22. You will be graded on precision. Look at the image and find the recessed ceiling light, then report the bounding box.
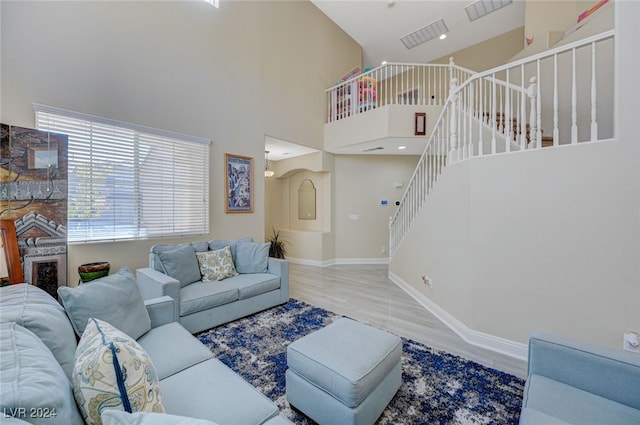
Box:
[398,146,407,150]
[439,34,447,40]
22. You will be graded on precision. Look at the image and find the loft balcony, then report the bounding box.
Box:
[323,62,472,155]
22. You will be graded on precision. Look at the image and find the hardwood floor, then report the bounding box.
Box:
[289,263,528,379]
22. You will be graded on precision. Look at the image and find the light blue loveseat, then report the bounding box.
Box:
[136,238,289,334]
[520,331,640,425]
[0,273,294,425]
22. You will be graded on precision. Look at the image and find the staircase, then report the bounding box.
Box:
[389,30,615,257]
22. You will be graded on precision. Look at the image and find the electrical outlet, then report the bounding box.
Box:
[623,333,640,353]
[420,275,433,288]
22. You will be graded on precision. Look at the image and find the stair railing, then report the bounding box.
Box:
[389,29,615,257]
[326,62,474,123]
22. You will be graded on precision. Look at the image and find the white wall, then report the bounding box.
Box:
[1,0,361,280]
[390,0,640,351]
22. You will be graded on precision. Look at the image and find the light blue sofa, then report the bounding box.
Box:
[0,278,294,425]
[136,238,289,334]
[520,331,640,425]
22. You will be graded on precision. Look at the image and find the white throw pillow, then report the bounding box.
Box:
[72,318,164,425]
[195,246,238,281]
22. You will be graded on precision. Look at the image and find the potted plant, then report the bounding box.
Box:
[266,227,288,259]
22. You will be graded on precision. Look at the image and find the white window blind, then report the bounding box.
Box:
[34,104,210,243]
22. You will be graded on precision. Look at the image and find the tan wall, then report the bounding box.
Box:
[524,0,598,41]
[0,0,361,283]
[432,27,525,72]
[334,155,419,261]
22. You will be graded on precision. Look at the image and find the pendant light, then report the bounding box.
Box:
[264,150,275,178]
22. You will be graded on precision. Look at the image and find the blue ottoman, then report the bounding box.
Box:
[286,318,402,425]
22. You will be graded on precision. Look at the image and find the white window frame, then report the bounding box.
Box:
[34,103,210,243]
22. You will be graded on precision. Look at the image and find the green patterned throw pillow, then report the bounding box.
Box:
[196,246,238,281]
[72,318,164,425]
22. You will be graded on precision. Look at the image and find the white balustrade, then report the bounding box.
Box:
[388,30,614,257]
[325,62,474,123]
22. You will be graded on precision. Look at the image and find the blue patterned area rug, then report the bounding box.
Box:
[196,299,524,425]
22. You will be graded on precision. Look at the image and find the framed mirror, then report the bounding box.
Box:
[0,219,24,285]
[298,179,316,220]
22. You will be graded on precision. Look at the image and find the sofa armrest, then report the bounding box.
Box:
[268,257,289,303]
[136,267,181,321]
[144,296,177,328]
[527,331,640,410]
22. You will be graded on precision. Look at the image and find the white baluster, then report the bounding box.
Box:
[478,80,484,156]
[468,81,475,157]
[520,66,527,149]
[571,48,578,144]
[536,60,542,146]
[505,69,511,152]
[528,76,537,149]
[553,54,559,146]
[590,41,598,142]
[491,75,497,154]
[448,77,459,164]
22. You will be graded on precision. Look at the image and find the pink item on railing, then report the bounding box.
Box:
[359,76,377,111]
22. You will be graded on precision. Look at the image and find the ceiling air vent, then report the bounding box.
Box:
[465,0,513,22]
[400,18,449,50]
[363,146,384,152]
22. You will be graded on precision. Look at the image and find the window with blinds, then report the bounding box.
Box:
[34,104,210,243]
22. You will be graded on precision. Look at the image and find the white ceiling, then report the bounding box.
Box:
[311,0,525,68]
[266,0,526,159]
[264,136,319,161]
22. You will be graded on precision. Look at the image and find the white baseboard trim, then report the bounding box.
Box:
[286,257,389,267]
[389,271,528,362]
[286,257,329,267]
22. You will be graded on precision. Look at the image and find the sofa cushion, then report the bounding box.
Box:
[73,318,165,425]
[235,242,270,274]
[159,358,280,425]
[136,322,213,380]
[518,408,572,425]
[0,283,78,380]
[179,281,239,316]
[223,273,281,300]
[523,374,640,425]
[157,244,202,288]
[195,246,238,281]
[101,411,220,425]
[58,266,151,340]
[208,237,253,264]
[0,416,32,424]
[0,322,84,425]
[150,242,209,273]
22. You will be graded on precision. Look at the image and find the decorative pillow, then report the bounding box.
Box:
[208,237,253,264]
[101,411,220,425]
[0,322,85,425]
[156,244,202,287]
[235,242,270,274]
[151,242,208,273]
[73,318,164,425]
[195,246,238,281]
[58,266,151,340]
[1,283,78,380]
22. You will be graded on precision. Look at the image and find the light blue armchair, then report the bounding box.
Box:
[520,331,640,425]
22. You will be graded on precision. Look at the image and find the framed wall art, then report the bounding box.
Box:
[414,112,426,136]
[225,153,253,213]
